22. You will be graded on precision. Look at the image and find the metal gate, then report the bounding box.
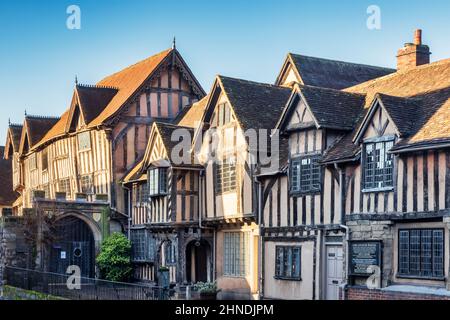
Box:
[49,216,95,278]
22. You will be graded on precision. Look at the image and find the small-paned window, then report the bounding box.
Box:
[290,155,321,194]
[398,229,444,279]
[223,232,249,277]
[78,131,91,151]
[130,229,155,263]
[58,178,71,196]
[43,184,50,199]
[42,149,49,171]
[80,175,93,194]
[148,168,168,196]
[216,161,237,194]
[216,103,233,127]
[165,241,177,265]
[363,139,394,190]
[275,246,302,280]
[29,154,37,171]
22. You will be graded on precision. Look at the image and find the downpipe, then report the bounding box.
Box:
[122,185,132,240]
[254,175,264,300]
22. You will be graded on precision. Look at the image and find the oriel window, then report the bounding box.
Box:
[148,167,168,196]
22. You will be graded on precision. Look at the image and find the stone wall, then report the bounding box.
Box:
[0,216,32,270]
[346,219,394,287]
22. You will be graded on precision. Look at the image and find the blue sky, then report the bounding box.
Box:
[1,0,450,143]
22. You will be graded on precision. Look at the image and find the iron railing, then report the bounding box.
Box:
[4,266,173,300]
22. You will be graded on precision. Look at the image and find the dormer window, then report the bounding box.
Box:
[363,138,394,191]
[148,167,168,196]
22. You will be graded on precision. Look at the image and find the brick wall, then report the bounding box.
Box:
[341,286,450,300]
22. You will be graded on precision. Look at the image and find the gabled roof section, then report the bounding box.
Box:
[216,76,292,132]
[0,146,18,206]
[89,48,205,127]
[276,53,395,90]
[4,124,23,159]
[177,94,210,128]
[74,84,119,125]
[323,58,450,162]
[140,122,198,176]
[19,115,60,154]
[278,84,366,132]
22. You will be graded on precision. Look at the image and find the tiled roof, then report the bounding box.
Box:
[6,124,23,154]
[0,146,18,206]
[31,48,176,150]
[75,84,118,124]
[297,85,366,130]
[288,54,395,90]
[155,122,197,166]
[89,49,173,126]
[177,95,210,128]
[218,76,292,132]
[323,58,450,162]
[23,116,60,150]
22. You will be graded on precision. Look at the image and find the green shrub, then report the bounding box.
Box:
[193,281,219,294]
[96,232,133,282]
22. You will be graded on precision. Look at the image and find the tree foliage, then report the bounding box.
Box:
[96,233,133,282]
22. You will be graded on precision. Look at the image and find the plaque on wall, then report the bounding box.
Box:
[349,240,382,276]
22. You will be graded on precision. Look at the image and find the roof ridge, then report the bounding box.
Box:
[218,75,288,90]
[288,53,395,71]
[25,115,60,121]
[98,48,172,84]
[154,121,193,130]
[346,58,450,92]
[76,83,119,91]
[298,83,366,96]
[9,123,23,128]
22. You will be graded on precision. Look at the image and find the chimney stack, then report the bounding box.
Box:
[397,29,431,71]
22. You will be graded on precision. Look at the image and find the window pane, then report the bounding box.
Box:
[78,132,91,151]
[364,140,394,190]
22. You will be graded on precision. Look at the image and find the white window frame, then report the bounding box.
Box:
[362,136,395,192]
[78,131,91,152]
[223,232,249,277]
[290,153,321,195]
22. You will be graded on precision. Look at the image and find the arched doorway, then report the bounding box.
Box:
[186,240,210,283]
[49,216,95,278]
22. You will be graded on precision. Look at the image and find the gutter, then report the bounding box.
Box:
[253,173,264,300]
[122,184,132,240]
[198,169,217,282]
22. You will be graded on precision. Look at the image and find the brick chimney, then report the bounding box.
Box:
[397,29,431,71]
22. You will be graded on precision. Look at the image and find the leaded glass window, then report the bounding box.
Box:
[290,155,321,194]
[216,161,237,194]
[363,140,394,190]
[398,229,444,279]
[165,241,177,265]
[130,229,155,263]
[58,178,71,195]
[223,232,249,277]
[78,131,91,151]
[80,175,93,194]
[275,246,301,280]
[148,168,168,196]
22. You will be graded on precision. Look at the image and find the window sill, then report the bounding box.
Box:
[274,276,302,282]
[396,274,445,281]
[362,187,394,194]
[290,190,321,197]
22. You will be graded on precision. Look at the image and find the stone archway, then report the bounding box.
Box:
[49,213,100,278]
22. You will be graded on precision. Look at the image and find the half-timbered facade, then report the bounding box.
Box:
[3,46,205,276]
[322,31,450,298]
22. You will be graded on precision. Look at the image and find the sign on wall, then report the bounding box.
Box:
[349,241,382,276]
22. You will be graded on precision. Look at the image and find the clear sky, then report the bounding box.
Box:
[1,0,450,144]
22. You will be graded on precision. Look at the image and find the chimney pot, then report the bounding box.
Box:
[414,29,422,45]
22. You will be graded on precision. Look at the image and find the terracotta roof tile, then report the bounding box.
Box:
[177,95,210,128]
[89,48,173,126]
[323,59,450,162]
